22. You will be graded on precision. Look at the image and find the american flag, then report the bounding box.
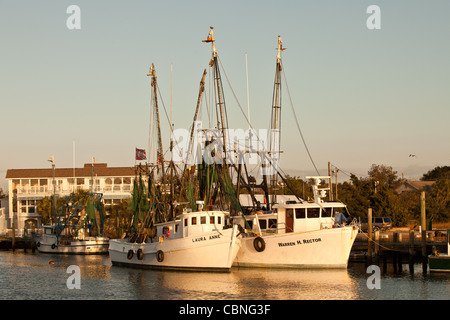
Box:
[135,148,146,161]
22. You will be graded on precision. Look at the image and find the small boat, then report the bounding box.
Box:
[37,225,109,254]
[109,202,241,272]
[233,176,359,269]
[36,193,109,255]
[428,229,450,273]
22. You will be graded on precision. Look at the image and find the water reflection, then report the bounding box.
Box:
[1,251,448,300]
[108,266,359,300]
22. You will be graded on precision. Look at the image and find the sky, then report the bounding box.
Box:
[1,1,449,191]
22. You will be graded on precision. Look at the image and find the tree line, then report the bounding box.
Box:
[283,165,450,227]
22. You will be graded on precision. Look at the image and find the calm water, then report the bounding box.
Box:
[0,250,448,300]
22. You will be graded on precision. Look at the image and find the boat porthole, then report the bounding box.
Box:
[156,250,164,262]
[51,244,56,250]
[127,249,134,260]
[137,248,144,260]
[253,237,265,252]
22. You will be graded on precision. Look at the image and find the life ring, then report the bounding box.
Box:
[51,244,56,250]
[163,227,170,237]
[156,250,164,262]
[137,248,144,260]
[36,242,40,247]
[253,236,265,252]
[127,249,134,260]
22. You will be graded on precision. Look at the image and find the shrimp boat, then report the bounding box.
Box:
[234,177,358,268]
[36,193,109,255]
[231,36,358,268]
[109,202,241,271]
[109,48,241,271]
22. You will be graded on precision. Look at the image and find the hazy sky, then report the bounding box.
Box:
[1,1,449,190]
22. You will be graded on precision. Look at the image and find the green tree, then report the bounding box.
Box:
[427,179,450,222]
[337,174,372,219]
[421,166,450,181]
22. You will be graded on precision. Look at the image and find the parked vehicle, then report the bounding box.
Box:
[360,217,392,232]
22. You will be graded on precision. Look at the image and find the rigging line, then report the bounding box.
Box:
[156,83,174,136]
[280,61,320,176]
[217,56,251,130]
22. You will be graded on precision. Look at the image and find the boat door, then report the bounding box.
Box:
[285,209,294,232]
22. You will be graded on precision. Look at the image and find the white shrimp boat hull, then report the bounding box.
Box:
[109,225,241,272]
[37,235,109,255]
[234,226,358,268]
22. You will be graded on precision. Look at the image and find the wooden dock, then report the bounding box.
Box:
[350,229,448,274]
[0,236,36,252]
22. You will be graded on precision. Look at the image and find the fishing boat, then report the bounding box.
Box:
[234,176,359,268]
[108,53,241,271]
[230,36,358,268]
[36,193,109,255]
[428,230,450,273]
[109,202,240,271]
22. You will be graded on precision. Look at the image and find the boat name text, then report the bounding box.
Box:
[278,238,322,247]
[192,234,221,243]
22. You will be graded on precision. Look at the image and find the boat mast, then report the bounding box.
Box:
[203,27,228,163]
[268,35,285,207]
[147,63,166,186]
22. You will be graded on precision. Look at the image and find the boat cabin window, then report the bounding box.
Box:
[259,220,267,229]
[307,208,320,218]
[191,217,197,225]
[322,207,332,217]
[217,216,222,225]
[210,216,214,224]
[184,218,188,227]
[295,208,305,219]
[201,216,206,224]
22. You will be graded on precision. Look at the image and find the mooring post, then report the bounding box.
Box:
[11,219,16,251]
[409,229,415,273]
[420,191,427,273]
[374,230,380,257]
[367,208,373,262]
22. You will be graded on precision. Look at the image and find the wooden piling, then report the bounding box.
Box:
[367,208,373,262]
[420,191,428,273]
[374,230,380,257]
[11,220,15,251]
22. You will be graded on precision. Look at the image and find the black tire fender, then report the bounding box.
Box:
[156,250,164,262]
[137,248,144,260]
[127,249,134,260]
[253,236,265,252]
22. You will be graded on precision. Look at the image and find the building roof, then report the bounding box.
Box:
[5,163,137,179]
[396,180,435,193]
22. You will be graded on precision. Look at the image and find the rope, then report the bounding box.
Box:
[244,224,356,237]
[358,231,399,252]
[280,62,320,176]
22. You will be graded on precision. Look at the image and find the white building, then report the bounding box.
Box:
[4,163,137,236]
